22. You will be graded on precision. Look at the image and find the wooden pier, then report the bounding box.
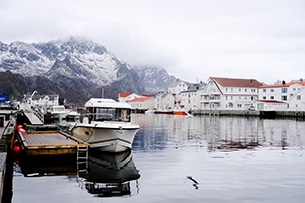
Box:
[0,109,91,202]
[17,130,89,158]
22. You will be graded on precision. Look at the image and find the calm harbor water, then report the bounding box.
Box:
[12,114,305,203]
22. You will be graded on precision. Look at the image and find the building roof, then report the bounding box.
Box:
[210,77,263,88]
[119,93,131,98]
[168,79,187,88]
[128,97,153,102]
[259,81,305,88]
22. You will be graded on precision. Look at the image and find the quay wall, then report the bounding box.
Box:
[0,117,15,203]
[194,109,305,119]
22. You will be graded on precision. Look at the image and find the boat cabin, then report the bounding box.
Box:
[84,98,132,122]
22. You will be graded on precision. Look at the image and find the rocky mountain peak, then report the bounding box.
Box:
[0,37,177,104]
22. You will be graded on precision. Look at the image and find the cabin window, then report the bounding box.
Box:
[89,108,131,122]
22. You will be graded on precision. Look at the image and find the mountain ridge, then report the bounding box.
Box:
[0,37,177,105]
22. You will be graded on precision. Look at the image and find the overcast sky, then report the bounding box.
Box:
[1,0,304,84]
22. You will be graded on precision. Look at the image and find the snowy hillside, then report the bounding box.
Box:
[0,37,177,103]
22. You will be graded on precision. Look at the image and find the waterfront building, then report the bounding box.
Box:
[154,92,175,110]
[20,91,59,110]
[168,79,189,95]
[180,82,206,111]
[198,77,263,110]
[118,93,140,103]
[127,96,155,112]
[258,80,305,111]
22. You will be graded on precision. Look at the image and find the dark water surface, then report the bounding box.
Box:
[13,114,305,202]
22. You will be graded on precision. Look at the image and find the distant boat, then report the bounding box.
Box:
[46,105,80,128]
[154,108,173,114]
[144,109,156,114]
[70,98,140,153]
[173,105,188,116]
[173,109,188,116]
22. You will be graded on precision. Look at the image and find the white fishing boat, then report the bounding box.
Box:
[47,105,80,128]
[70,98,140,153]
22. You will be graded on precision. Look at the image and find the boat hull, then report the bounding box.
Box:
[173,110,188,115]
[71,123,139,153]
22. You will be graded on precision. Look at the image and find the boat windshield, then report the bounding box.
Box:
[87,107,131,122]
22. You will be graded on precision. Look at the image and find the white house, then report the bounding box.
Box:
[198,77,263,110]
[180,82,205,111]
[127,96,155,111]
[168,80,189,95]
[20,91,59,110]
[258,81,305,111]
[154,92,175,110]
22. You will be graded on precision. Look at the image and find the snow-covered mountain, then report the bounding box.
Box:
[0,37,176,104]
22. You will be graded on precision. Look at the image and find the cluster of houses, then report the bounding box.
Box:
[122,76,305,112]
[8,76,305,113]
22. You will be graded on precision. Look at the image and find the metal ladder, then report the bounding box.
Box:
[76,145,89,173]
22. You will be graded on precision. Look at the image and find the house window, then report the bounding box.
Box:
[281,96,287,101]
[297,95,301,100]
[263,89,266,92]
[245,89,247,92]
[270,96,274,100]
[282,88,288,93]
[271,89,274,92]
[263,96,266,100]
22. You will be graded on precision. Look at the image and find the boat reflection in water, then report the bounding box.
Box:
[77,149,140,198]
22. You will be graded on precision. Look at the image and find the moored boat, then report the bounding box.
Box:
[154,108,173,114]
[173,109,188,115]
[70,98,140,153]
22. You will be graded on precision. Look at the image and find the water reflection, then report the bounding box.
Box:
[133,114,305,152]
[77,150,140,198]
[15,150,140,199]
[17,155,77,177]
